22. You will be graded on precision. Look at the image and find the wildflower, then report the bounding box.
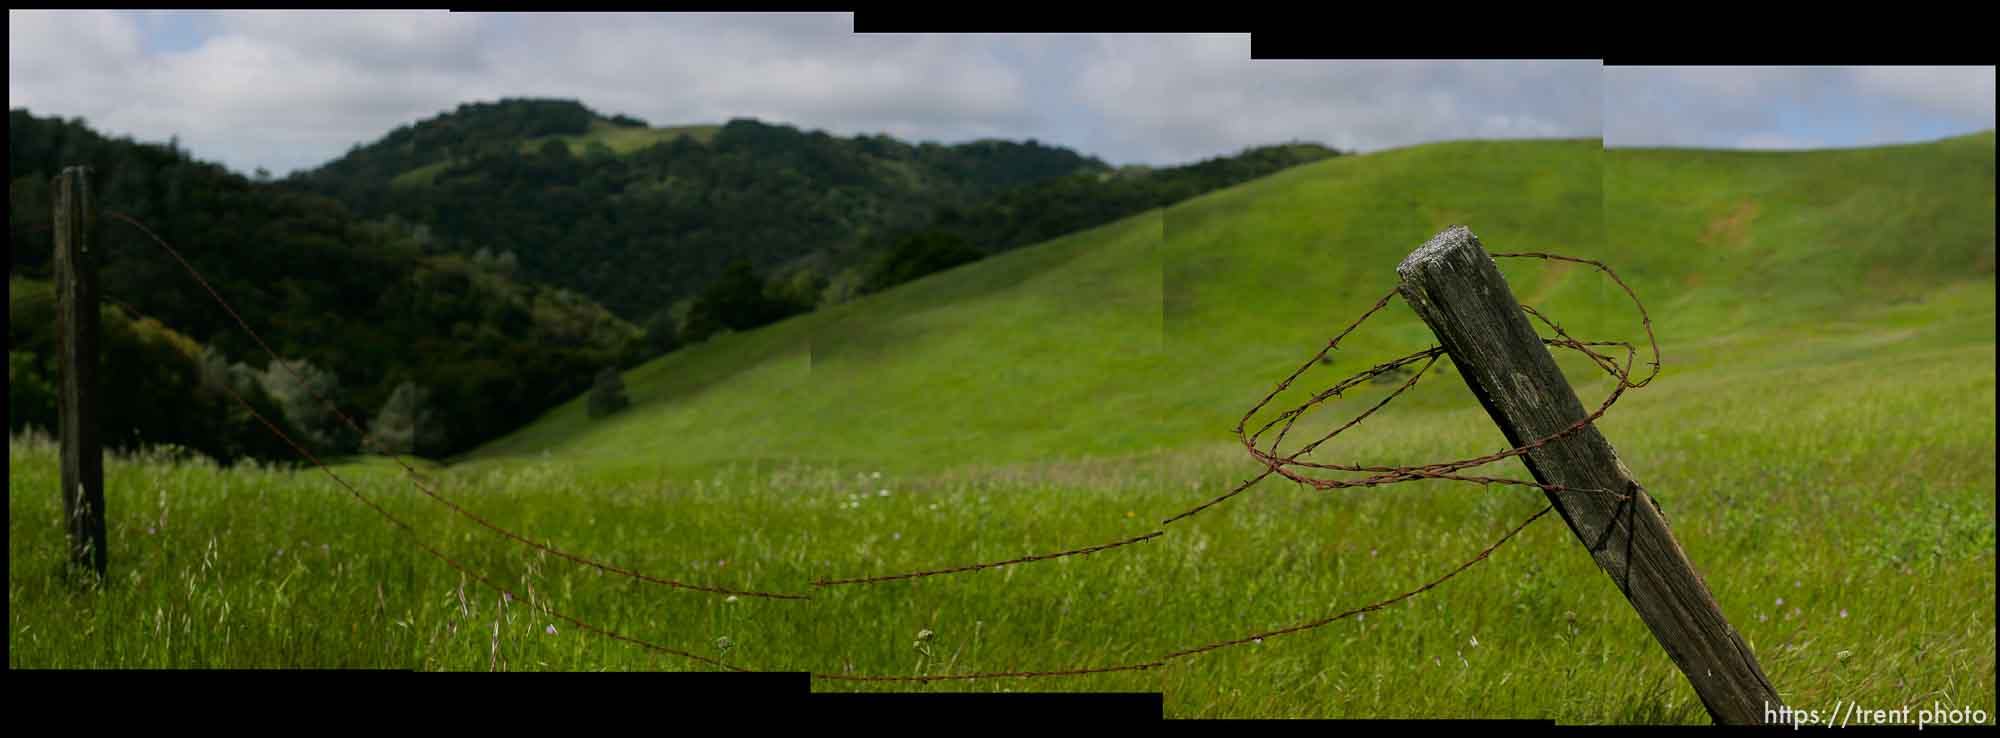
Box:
[147,527,157,535]
[545,624,557,635]
[1370,548,1378,557]
[878,489,890,497]
[928,503,940,511]
[1469,635,1479,647]
[1794,580,1802,588]
[1839,609,1849,619]
[715,636,735,651]
[1253,638,1263,645]
[1125,511,1135,518]
[1357,613,1365,622]
[1758,614,1768,622]
[1776,597,1785,607]
[871,471,882,479]
[725,595,739,604]
[892,532,901,541]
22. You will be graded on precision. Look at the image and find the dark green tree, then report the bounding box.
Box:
[862,230,983,294]
[587,367,631,418]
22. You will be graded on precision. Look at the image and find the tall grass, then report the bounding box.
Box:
[10,294,1992,720]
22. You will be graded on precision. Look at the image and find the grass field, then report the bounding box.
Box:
[10,133,1994,723]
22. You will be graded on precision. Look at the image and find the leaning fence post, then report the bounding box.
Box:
[1396,226,1780,725]
[54,166,108,577]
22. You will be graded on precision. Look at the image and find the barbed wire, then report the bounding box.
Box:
[38,200,1662,680]
[195,353,745,671]
[811,531,1165,587]
[810,502,1553,682]
[796,246,1661,682]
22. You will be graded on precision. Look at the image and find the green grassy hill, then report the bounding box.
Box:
[13,133,1991,718]
[464,132,1994,482]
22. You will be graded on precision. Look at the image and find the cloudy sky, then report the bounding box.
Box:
[8,11,1995,178]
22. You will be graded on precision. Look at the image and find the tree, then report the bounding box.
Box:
[257,358,350,452]
[766,266,829,313]
[861,230,983,294]
[587,367,631,419]
[365,381,444,456]
[639,310,681,358]
[679,260,804,342]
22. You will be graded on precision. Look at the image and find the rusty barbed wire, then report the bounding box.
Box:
[77,203,1659,681]
[197,347,744,671]
[1157,503,1551,662]
[811,531,1165,587]
[1159,248,1663,529]
[811,246,1661,590]
[809,502,1553,681]
[799,243,1657,682]
[105,210,812,602]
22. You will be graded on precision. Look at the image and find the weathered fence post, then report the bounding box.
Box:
[1396,226,1780,725]
[54,166,108,577]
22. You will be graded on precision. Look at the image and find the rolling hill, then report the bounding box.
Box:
[288,98,1342,325]
[462,131,1995,482]
[285,98,1119,319]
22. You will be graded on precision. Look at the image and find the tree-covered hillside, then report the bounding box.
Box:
[286,99,1113,321]
[8,108,640,461]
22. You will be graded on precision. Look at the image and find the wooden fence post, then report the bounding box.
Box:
[1396,226,1780,725]
[54,166,107,577]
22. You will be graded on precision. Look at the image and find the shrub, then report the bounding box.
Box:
[365,381,444,457]
[257,358,352,452]
[587,367,630,419]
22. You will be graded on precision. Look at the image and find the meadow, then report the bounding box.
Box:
[10,133,1995,723]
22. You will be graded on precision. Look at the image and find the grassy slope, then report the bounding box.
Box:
[467,133,1995,481]
[466,138,1612,480]
[11,133,1993,721]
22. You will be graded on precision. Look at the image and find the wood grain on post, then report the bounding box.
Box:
[1396,226,1780,725]
[54,166,107,577]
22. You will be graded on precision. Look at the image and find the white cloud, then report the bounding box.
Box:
[1850,66,1996,121]
[22,17,1986,177]
[1607,66,1997,149]
[8,10,149,127]
[7,10,144,76]
[1073,44,1601,162]
[487,15,1033,141]
[9,11,1041,176]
